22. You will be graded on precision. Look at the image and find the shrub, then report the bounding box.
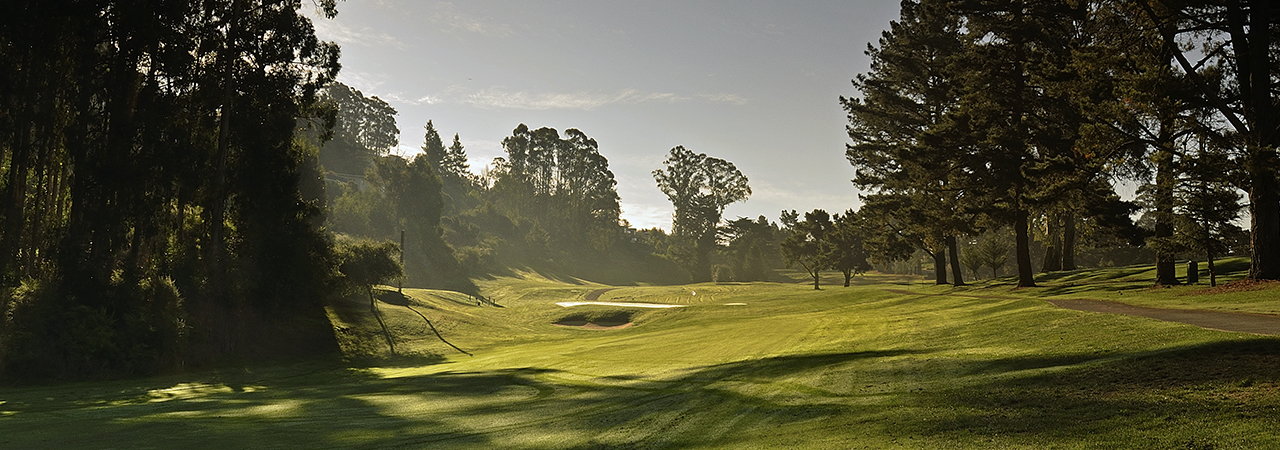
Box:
[712,264,736,283]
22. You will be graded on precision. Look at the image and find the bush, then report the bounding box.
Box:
[335,236,403,308]
[1,275,189,380]
[712,264,736,283]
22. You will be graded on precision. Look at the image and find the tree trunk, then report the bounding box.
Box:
[0,108,33,282]
[1208,247,1218,287]
[843,269,852,287]
[1042,214,1062,272]
[947,235,964,286]
[1062,211,1077,270]
[1243,0,1279,281]
[812,268,820,290]
[1153,134,1179,286]
[932,248,947,285]
[209,0,243,299]
[1247,153,1280,280]
[1015,208,1036,287]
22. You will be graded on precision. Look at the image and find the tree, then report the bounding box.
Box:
[337,238,403,311]
[1175,144,1246,286]
[653,146,751,281]
[1,0,345,376]
[781,210,834,290]
[843,0,973,286]
[945,0,1092,288]
[976,231,1012,280]
[960,240,986,280]
[1071,1,1216,286]
[857,193,952,285]
[1137,0,1280,280]
[720,216,783,282]
[829,210,872,287]
[419,122,475,211]
[317,83,400,174]
[467,124,622,270]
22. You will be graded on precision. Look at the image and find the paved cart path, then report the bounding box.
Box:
[885,288,1280,335]
[1048,298,1280,336]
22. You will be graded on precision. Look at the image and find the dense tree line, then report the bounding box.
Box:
[324,114,689,285]
[844,0,1274,286]
[1,0,344,378]
[317,87,463,291]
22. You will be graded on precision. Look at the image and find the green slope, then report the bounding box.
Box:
[3,264,1279,449]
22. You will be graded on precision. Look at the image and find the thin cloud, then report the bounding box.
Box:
[368,83,747,111]
[334,71,387,92]
[312,20,407,50]
[456,88,745,110]
[432,2,514,37]
[699,93,749,105]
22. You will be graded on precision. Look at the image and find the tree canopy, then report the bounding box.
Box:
[653,146,751,281]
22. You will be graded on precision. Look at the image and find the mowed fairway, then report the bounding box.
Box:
[4,268,1280,449]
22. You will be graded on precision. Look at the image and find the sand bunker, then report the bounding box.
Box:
[724,303,747,306]
[556,301,686,309]
[553,322,635,330]
[553,311,635,330]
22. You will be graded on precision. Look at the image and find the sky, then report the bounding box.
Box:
[306,0,905,231]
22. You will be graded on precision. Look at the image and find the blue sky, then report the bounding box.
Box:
[308,0,904,230]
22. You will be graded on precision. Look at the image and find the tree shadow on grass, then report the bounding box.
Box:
[906,338,1280,447]
[15,342,1280,449]
[0,350,918,449]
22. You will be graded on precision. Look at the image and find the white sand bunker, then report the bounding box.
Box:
[556,301,686,309]
[723,303,747,306]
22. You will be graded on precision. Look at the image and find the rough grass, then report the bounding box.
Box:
[3,262,1280,448]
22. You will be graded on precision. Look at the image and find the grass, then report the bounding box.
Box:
[3,262,1280,448]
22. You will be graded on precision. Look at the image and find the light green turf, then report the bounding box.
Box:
[3,265,1279,449]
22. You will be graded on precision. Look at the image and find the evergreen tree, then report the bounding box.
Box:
[843,0,972,286]
[1175,142,1246,286]
[829,210,872,287]
[1137,0,1280,280]
[860,193,952,285]
[720,216,783,282]
[781,209,834,290]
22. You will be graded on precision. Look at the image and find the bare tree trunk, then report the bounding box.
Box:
[1042,213,1062,272]
[1015,208,1036,287]
[932,248,948,285]
[1242,0,1280,281]
[1208,247,1218,287]
[1247,171,1280,280]
[0,126,31,282]
[209,0,243,305]
[1153,128,1179,286]
[1062,211,1077,270]
[947,235,964,286]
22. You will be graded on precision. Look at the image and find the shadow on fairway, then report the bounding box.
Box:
[908,338,1280,447]
[11,341,1280,448]
[1,350,915,449]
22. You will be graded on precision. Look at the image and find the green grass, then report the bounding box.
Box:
[3,263,1280,448]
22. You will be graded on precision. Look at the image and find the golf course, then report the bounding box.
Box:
[3,259,1280,449]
